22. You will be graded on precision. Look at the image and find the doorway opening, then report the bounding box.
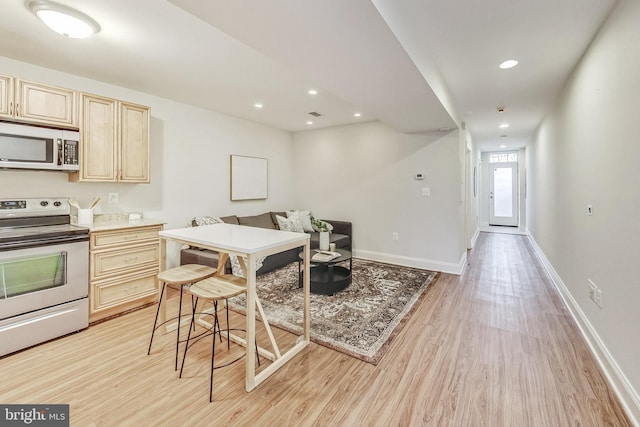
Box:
[488,152,518,227]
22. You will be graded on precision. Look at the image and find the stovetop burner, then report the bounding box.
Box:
[0,223,89,241]
[0,198,90,250]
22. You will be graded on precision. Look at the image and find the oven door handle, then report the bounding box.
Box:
[0,234,89,252]
[61,251,68,285]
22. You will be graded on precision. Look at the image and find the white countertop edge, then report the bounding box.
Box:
[72,217,166,232]
[160,223,310,255]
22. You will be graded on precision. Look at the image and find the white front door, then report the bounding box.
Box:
[489,162,518,226]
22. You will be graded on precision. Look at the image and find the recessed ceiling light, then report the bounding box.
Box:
[308,89,318,95]
[499,59,519,69]
[306,121,314,125]
[354,112,361,117]
[499,123,509,128]
[28,0,100,39]
[499,144,507,149]
[254,103,263,109]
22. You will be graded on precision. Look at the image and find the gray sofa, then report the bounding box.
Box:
[180,211,352,275]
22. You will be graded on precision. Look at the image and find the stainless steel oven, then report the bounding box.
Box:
[0,198,89,357]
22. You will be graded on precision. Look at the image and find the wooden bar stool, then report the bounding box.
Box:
[147,264,216,370]
[178,274,250,402]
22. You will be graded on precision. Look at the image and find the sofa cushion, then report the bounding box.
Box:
[220,215,240,225]
[270,211,287,227]
[238,212,275,229]
[275,214,305,233]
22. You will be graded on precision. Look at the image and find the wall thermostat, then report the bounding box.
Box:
[414,173,424,180]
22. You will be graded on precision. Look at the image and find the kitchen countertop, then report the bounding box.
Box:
[71,213,165,232]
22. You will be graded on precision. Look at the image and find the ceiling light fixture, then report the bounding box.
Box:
[499,123,509,128]
[354,112,361,117]
[499,144,507,149]
[254,103,263,109]
[499,59,518,69]
[308,89,318,95]
[28,0,100,38]
[306,121,313,125]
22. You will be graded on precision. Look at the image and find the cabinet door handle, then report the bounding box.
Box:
[9,102,13,115]
[15,103,19,116]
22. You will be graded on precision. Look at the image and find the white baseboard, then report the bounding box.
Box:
[470,227,480,249]
[354,249,467,275]
[527,231,640,426]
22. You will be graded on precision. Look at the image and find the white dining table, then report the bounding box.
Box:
[159,223,311,392]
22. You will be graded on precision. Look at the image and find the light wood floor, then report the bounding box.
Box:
[0,232,632,426]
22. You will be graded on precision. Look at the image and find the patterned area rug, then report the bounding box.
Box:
[228,258,439,365]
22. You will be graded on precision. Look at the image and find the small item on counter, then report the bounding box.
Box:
[89,197,101,209]
[68,198,81,210]
[78,209,93,225]
[129,213,142,221]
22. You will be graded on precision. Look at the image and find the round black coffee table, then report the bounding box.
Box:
[298,249,352,295]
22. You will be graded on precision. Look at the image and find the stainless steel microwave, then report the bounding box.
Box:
[0,122,79,172]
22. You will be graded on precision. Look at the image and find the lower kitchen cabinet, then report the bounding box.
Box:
[89,223,163,323]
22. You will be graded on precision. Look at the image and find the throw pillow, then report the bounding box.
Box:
[286,210,314,232]
[229,254,266,277]
[191,216,224,226]
[275,214,305,233]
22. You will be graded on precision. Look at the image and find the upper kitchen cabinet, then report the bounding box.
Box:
[0,75,78,128]
[0,75,13,117]
[71,93,150,183]
[119,101,150,183]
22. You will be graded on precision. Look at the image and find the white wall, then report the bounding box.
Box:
[466,133,480,248]
[527,0,640,421]
[0,56,296,266]
[292,121,466,273]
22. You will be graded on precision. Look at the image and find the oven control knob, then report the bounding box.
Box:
[53,201,62,207]
[40,201,49,207]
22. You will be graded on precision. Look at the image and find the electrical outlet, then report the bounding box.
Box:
[588,279,602,308]
[108,192,119,204]
[392,232,399,241]
[422,187,431,196]
[588,279,597,301]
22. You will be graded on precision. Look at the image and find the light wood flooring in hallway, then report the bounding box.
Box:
[0,232,632,426]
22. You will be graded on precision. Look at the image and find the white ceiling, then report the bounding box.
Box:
[0,0,617,151]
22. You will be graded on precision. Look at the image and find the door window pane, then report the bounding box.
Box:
[493,167,513,217]
[489,153,518,163]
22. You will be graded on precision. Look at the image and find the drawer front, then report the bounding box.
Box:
[91,244,159,280]
[91,226,160,249]
[92,273,157,311]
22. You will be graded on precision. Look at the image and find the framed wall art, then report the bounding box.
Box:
[230,155,268,201]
